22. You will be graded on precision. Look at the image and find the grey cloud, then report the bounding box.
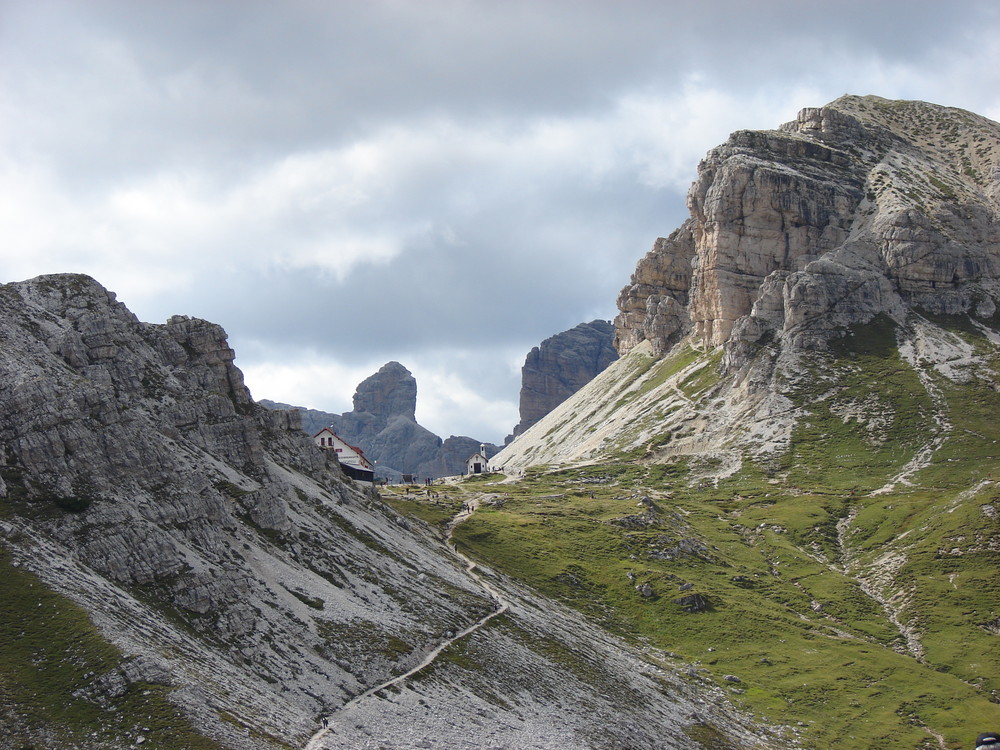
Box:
[7,1,994,162]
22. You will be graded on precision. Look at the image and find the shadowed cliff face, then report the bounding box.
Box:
[614,96,1000,359]
[509,320,619,442]
[329,361,446,476]
[351,361,417,422]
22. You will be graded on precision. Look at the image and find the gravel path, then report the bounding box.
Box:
[304,494,508,750]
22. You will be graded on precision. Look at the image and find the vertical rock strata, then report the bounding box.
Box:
[511,320,619,440]
[614,96,1000,357]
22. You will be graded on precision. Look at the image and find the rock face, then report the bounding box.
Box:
[614,96,1000,359]
[497,96,1000,475]
[509,320,618,442]
[330,362,443,474]
[263,362,500,478]
[350,361,418,423]
[0,274,496,747]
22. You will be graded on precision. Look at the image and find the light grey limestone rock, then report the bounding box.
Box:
[0,274,495,746]
[615,96,1000,367]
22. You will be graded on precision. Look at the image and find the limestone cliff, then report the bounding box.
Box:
[498,96,1000,474]
[328,362,443,474]
[508,320,618,442]
[0,275,493,747]
[614,96,1000,358]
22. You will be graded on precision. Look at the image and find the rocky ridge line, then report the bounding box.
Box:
[614,95,1000,361]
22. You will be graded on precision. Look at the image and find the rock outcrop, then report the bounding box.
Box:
[0,274,496,747]
[330,362,443,474]
[497,96,1000,475]
[614,96,1000,360]
[508,320,618,442]
[263,362,500,479]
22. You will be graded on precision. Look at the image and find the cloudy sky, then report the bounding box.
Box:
[2,0,999,443]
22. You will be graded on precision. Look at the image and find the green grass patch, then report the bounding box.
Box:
[677,349,723,400]
[0,547,223,749]
[779,317,937,492]
[449,451,1000,748]
[381,490,464,527]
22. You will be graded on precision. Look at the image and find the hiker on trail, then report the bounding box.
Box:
[322,718,329,729]
[976,733,1000,750]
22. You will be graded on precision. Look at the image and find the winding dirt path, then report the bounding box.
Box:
[303,493,508,750]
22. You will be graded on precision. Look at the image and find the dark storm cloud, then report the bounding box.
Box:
[5,1,993,166]
[2,0,999,440]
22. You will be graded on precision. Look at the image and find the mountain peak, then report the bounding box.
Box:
[499,96,1000,472]
[613,96,1000,363]
[352,360,417,422]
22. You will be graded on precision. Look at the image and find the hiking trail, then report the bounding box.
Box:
[303,493,508,750]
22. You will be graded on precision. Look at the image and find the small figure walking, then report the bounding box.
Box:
[322,718,329,730]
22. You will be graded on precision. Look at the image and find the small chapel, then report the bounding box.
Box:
[466,444,490,475]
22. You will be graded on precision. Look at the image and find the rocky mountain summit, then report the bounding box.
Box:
[614,95,1000,360]
[507,320,618,443]
[501,95,1000,469]
[262,362,500,479]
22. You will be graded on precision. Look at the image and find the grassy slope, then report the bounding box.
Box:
[430,316,1000,749]
[0,545,225,750]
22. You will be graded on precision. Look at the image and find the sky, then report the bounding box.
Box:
[2,0,999,443]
